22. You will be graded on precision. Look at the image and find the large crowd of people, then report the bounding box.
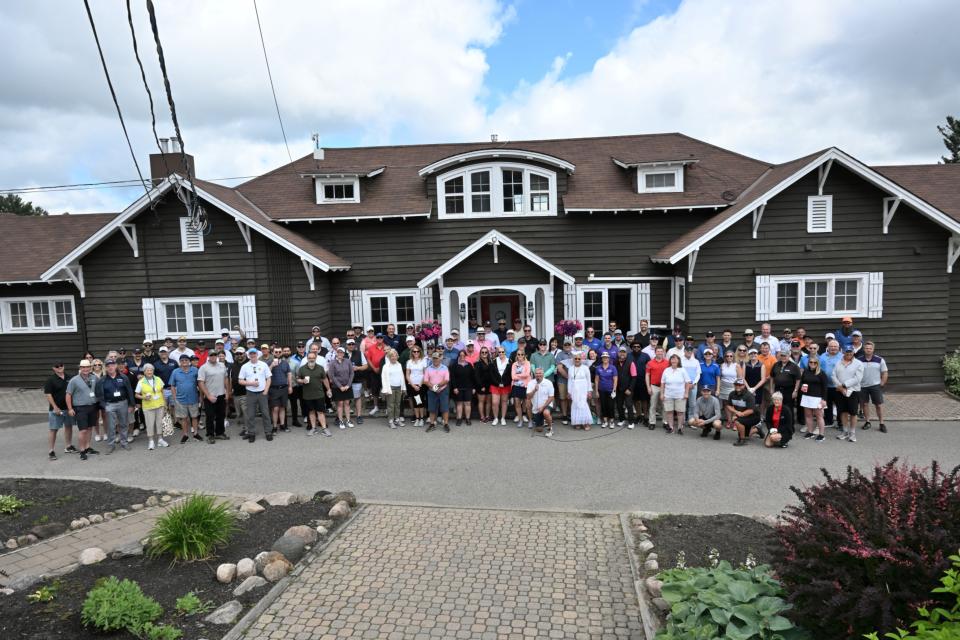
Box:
[41,315,889,460]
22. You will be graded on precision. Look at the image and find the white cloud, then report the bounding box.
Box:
[1,0,958,214]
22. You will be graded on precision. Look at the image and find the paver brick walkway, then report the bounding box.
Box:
[244,504,644,640]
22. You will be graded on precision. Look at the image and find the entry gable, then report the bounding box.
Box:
[416,230,574,288]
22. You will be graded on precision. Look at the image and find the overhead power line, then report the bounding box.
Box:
[253,0,294,165]
[82,0,154,204]
[126,0,170,176]
[0,175,259,196]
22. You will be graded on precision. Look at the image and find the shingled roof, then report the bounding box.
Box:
[873,164,960,224]
[0,212,117,282]
[236,133,772,220]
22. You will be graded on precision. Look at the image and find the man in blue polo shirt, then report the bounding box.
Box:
[582,326,602,353]
[169,355,201,444]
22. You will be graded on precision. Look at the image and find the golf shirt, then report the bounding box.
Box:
[423,363,449,389]
[169,367,199,404]
[297,362,328,400]
[527,378,554,410]
[43,374,69,410]
[153,359,178,387]
[239,360,270,393]
[699,361,720,389]
[66,373,99,406]
[198,361,228,398]
[857,354,888,387]
[269,359,291,388]
[646,358,670,386]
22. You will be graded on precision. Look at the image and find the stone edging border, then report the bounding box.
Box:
[618,512,660,639]
[221,504,366,640]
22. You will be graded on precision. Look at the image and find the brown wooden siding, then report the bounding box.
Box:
[0,283,86,387]
[443,245,550,286]
[686,165,950,384]
[949,270,960,353]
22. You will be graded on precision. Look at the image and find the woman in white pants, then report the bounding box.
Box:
[134,364,168,450]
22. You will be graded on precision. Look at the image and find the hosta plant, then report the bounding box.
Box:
[773,459,960,638]
[655,560,809,640]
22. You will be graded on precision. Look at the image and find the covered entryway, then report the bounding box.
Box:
[417,230,574,338]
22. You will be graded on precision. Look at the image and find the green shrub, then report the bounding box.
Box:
[134,622,183,640]
[945,351,960,396]
[81,576,162,632]
[0,494,27,514]
[174,591,214,615]
[147,494,237,562]
[866,551,960,639]
[656,561,809,640]
[26,580,60,603]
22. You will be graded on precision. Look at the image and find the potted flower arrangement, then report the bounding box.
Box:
[554,319,583,337]
[416,319,442,348]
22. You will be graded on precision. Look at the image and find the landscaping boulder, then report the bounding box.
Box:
[272,535,306,564]
[30,522,67,540]
[4,538,17,550]
[284,525,318,545]
[637,539,654,554]
[262,558,292,582]
[103,512,115,520]
[69,517,91,531]
[109,541,144,559]
[114,508,129,516]
[130,503,145,512]
[145,495,159,507]
[160,495,172,504]
[236,557,256,579]
[264,491,297,506]
[644,559,659,573]
[233,575,267,596]
[315,525,329,538]
[6,574,41,592]
[16,534,38,547]
[328,501,351,519]
[217,563,237,584]
[79,547,107,565]
[255,550,286,573]
[312,490,331,501]
[314,519,334,530]
[652,597,671,613]
[645,577,663,599]
[235,510,251,522]
[204,600,243,625]
[331,491,357,507]
[0,588,14,596]
[87,514,104,524]
[240,501,265,514]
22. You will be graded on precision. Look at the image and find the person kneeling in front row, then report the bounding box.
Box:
[727,378,762,446]
[690,386,723,440]
[763,391,794,449]
[527,367,555,437]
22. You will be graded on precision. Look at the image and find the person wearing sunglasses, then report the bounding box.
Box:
[719,349,742,404]
[490,347,512,425]
[474,346,493,423]
[44,361,77,460]
[405,344,428,426]
[424,350,451,432]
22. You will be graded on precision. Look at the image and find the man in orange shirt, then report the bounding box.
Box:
[758,341,777,376]
[365,334,387,417]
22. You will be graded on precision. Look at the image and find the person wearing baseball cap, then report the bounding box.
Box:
[727,378,761,446]
[502,329,518,358]
[169,354,202,444]
[305,325,331,353]
[65,358,101,460]
[44,361,77,460]
[172,336,194,362]
[237,346,271,442]
[833,343,865,442]
[834,316,857,351]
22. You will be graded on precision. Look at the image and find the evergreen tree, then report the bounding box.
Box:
[939,115,960,163]
[0,194,48,216]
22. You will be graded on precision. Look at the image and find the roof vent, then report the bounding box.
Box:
[490,134,498,143]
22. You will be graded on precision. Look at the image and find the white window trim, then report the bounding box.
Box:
[637,166,684,194]
[0,296,77,334]
[673,277,686,321]
[575,284,646,333]
[758,272,879,321]
[807,195,833,233]
[436,163,558,219]
[150,296,251,340]
[359,289,419,331]
[315,177,360,204]
[179,217,204,252]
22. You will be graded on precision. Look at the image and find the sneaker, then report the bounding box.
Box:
[862,421,872,430]
[292,420,303,428]
[664,426,674,434]
[132,428,140,437]
[306,428,317,436]
[799,427,807,434]
[207,436,216,444]
[616,420,625,427]
[321,428,332,437]
[266,433,274,441]
[180,434,189,444]
[216,434,230,440]
[562,419,569,425]
[80,450,88,460]
[513,416,521,424]
[815,435,825,442]
[700,427,710,438]
[339,421,346,430]
[544,429,553,438]
[158,438,169,447]
[465,419,472,425]
[879,423,887,433]
[837,432,848,440]
[94,434,101,442]
[356,416,364,425]
[627,423,635,430]
[85,447,100,455]
[193,433,203,442]
[849,434,857,443]
[803,432,815,439]
[426,423,436,432]
[713,430,721,440]
[516,420,523,429]
[369,407,379,416]
[389,420,397,429]
[733,439,748,447]
[148,441,155,450]
[248,434,256,443]
[121,443,130,450]
[106,445,115,454]
[346,421,355,429]
[48,450,57,461]
[65,445,78,454]
[456,418,462,426]
[280,426,291,433]
[238,430,248,439]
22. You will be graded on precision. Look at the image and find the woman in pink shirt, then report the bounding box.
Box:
[423,350,451,432]
[510,350,532,426]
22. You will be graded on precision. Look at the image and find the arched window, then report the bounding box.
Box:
[437,163,557,219]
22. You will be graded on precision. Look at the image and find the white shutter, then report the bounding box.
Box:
[673,278,686,321]
[563,283,576,319]
[141,298,157,341]
[179,218,204,252]
[868,272,884,318]
[350,289,364,327]
[807,196,833,233]
[637,283,651,324]
[756,275,773,321]
[419,287,434,321]
[240,295,258,338]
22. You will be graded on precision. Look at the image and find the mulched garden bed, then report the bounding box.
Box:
[0,478,158,549]
[0,492,345,640]
[641,513,777,570]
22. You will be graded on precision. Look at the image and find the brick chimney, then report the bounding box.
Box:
[150,137,195,184]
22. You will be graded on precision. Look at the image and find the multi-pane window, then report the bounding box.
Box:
[362,291,418,335]
[159,299,247,338]
[645,172,676,189]
[444,176,464,214]
[529,173,550,212]
[502,169,523,213]
[218,302,240,330]
[316,179,360,204]
[165,303,188,334]
[322,183,355,200]
[776,283,799,314]
[191,302,214,334]
[471,171,491,213]
[638,167,683,193]
[582,290,604,333]
[804,281,828,313]
[834,279,859,311]
[1,297,77,333]
[369,296,390,335]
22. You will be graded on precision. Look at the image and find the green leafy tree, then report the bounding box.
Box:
[939,116,960,164]
[0,194,48,215]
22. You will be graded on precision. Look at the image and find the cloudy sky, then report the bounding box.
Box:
[1,0,958,213]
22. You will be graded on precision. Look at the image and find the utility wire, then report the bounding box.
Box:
[82,0,153,205]
[0,175,259,195]
[252,0,294,164]
[127,0,169,169]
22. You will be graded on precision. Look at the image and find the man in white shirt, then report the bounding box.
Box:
[641,335,661,360]
[238,347,271,443]
[526,367,555,437]
[171,336,195,361]
[757,323,780,355]
[305,325,332,353]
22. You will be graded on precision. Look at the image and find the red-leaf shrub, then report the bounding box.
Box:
[772,459,960,639]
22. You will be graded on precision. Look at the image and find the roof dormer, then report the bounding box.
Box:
[612,158,697,194]
[299,167,385,205]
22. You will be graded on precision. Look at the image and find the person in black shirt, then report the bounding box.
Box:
[727,379,761,446]
[451,350,476,426]
[770,350,802,403]
[43,362,76,459]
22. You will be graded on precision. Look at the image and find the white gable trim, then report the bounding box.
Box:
[657,147,960,265]
[418,149,575,177]
[40,175,344,281]
[416,229,574,289]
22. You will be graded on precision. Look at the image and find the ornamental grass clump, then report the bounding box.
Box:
[147,494,237,562]
[772,459,960,639]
